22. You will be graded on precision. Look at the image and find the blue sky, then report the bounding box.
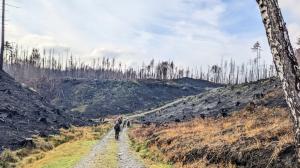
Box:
[6,0,300,68]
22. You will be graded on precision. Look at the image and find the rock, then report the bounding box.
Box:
[253,93,264,99]
[218,112,229,118]
[200,114,206,119]
[38,117,48,124]
[175,119,181,123]
[20,138,35,148]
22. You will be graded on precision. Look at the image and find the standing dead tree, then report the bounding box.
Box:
[251,41,262,80]
[0,0,5,70]
[296,37,300,64]
[256,0,300,162]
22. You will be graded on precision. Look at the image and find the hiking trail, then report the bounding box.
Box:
[74,128,145,168]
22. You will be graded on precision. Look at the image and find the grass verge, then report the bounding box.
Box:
[0,124,111,168]
[129,131,172,168]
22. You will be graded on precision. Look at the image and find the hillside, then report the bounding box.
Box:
[0,71,87,152]
[129,78,297,167]
[32,77,222,118]
[136,78,287,123]
[130,107,296,168]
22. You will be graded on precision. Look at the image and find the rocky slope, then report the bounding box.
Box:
[0,71,86,151]
[33,78,222,118]
[136,78,287,123]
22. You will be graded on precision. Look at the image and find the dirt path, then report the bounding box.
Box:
[74,128,145,168]
[127,96,192,119]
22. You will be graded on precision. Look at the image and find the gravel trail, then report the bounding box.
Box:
[74,128,145,168]
[118,128,145,168]
[74,130,116,168]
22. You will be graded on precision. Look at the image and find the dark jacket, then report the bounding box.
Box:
[114,123,121,132]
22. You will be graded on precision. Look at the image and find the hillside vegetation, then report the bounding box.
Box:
[130,106,296,168]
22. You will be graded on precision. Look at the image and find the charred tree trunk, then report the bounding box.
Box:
[0,0,5,70]
[256,0,300,162]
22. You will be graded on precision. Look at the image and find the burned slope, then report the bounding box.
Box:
[131,107,296,168]
[138,77,287,123]
[34,78,221,118]
[131,77,296,168]
[0,71,85,151]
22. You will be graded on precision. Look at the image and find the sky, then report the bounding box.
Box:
[5,0,300,68]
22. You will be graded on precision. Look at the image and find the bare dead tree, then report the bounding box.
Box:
[296,37,300,64]
[257,0,300,162]
[251,41,262,80]
[0,0,5,70]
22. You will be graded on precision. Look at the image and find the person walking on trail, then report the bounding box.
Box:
[114,122,121,140]
[123,120,127,128]
[127,120,131,128]
[118,117,123,125]
[117,117,123,132]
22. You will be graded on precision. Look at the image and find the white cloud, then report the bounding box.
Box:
[279,0,300,46]
[4,0,299,68]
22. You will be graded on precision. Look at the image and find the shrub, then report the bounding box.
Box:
[246,102,256,112]
[0,149,19,163]
[39,141,54,152]
[0,160,9,168]
[16,148,32,158]
[33,138,54,152]
[35,153,45,160]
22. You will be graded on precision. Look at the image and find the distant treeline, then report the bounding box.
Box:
[3,41,278,84]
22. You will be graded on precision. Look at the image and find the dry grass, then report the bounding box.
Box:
[0,124,111,168]
[130,107,295,168]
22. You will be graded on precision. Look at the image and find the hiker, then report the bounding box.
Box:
[123,120,127,128]
[117,117,123,125]
[117,117,123,131]
[114,122,121,140]
[127,120,131,128]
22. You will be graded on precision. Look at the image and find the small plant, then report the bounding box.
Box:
[16,148,31,158]
[246,102,256,112]
[0,149,19,163]
[35,153,45,160]
[0,149,19,168]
